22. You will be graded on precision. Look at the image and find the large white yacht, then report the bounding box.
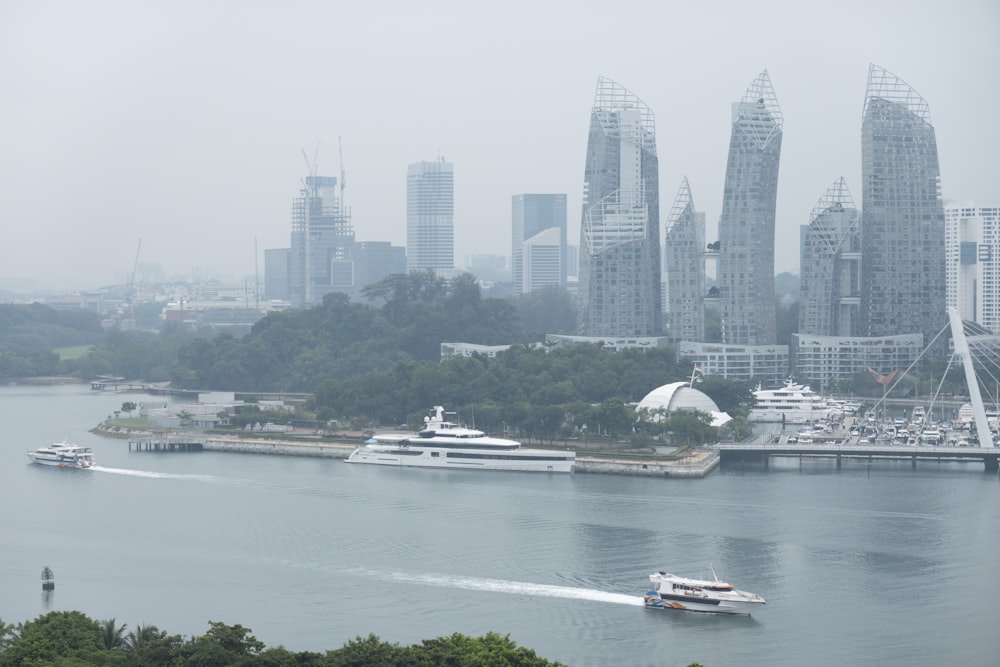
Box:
[748,379,834,424]
[345,406,575,473]
[644,570,766,615]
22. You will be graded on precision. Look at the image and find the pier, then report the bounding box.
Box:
[718,442,1000,472]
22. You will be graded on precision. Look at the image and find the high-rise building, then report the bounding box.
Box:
[799,178,861,337]
[945,203,1000,334]
[512,194,567,292]
[716,70,782,345]
[860,64,946,343]
[264,248,290,301]
[289,175,354,306]
[578,77,661,337]
[664,177,705,344]
[522,227,563,293]
[407,159,454,275]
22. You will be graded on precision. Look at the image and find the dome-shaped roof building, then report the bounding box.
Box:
[635,382,732,427]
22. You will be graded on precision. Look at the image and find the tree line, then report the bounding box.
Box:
[0,610,565,666]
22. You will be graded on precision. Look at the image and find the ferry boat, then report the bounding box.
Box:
[345,406,575,473]
[26,442,95,469]
[748,379,834,424]
[644,570,765,615]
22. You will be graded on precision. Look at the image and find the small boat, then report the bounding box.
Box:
[644,570,765,615]
[26,442,95,469]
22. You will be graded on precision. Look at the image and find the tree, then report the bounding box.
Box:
[120,402,137,418]
[98,618,127,650]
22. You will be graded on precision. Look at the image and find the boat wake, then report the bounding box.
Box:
[365,569,644,606]
[91,466,231,484]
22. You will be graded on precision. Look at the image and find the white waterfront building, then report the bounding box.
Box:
[945,202,1000,334]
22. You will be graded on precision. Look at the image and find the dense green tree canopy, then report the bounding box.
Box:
[0,612,567,666]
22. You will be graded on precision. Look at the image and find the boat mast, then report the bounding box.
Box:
[948,308,995,448]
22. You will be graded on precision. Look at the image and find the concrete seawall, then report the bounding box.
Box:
[123,433,719,478]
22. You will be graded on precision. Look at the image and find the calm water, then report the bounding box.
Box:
[2,384,998,666]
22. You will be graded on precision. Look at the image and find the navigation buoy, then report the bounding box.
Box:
[41,566,54,590]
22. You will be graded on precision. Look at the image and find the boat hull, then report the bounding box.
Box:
[26,455,93,469]
[643,593,760,615]
[345,448,574,473]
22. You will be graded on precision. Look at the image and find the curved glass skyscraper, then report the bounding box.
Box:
[665,177,705,343]
[860,64,945,342]
[578,77,661,337]
[716,70,782,345]
[799,177,860,337]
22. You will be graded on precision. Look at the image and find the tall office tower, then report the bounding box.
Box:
[290,175,354,306]
[512,194,567,292]
[522,227,563,293]
[799,178,861,336]
[945,203,1000,334]
[860,64,946,343]
[578,77,661,337]
[716,70,782,345]
[407,158,454,274]
[664,177,705,343]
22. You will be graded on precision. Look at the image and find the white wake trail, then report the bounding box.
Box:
[370,569,644,606]
[92,466,229,484]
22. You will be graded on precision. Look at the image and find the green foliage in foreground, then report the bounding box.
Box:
[0,611,567,666]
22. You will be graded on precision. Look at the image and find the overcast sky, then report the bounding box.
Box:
[2,0,998,291]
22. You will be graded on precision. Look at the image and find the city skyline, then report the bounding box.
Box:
[1,1,998,291]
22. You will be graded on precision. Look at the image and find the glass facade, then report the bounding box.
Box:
[860,64,946,343]
[799,178,861,337]
[664,177,705,344]
[578,77,661,337]
[716,71,782,345]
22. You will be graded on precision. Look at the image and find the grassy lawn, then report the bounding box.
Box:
[54,345,93,360]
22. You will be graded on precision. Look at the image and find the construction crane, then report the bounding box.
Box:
[123,238,142,329]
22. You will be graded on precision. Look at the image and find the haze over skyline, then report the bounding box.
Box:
[2,0,997,291]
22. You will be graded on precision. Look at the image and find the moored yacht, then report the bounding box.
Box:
[749,379,834,424]
[26,442,95,469]
[644,570,765,615]
[346,406,575,473]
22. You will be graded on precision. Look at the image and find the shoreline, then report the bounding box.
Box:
[93,425,719,478]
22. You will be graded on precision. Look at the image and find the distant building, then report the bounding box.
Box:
[945,203,1000,334]
[860,64,946,343]
[512,194,567,292]
[716,71,783,346]
[664,177,705,344]
[578,77,661,337]
[635,382,732,428]
[407,159,454,275]
[679,341,789,385]
[522,227,563,293]
[544,333,668,352]
[799,178,861,337]
[289,175,354,306]
[264,248,290,301]
[793,333,922,386]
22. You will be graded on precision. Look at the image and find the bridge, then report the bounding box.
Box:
[717,442,999,472]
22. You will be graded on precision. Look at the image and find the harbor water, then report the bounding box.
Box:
[2,383,998,666]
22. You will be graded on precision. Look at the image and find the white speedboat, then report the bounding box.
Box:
[26,442,95,469]
[644,571,765,615]
[748,379,834,424]
[346,406,575,473]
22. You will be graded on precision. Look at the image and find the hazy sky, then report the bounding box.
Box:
[2,0,998,291]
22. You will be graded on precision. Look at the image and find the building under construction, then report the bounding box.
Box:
[289,174,354,306]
